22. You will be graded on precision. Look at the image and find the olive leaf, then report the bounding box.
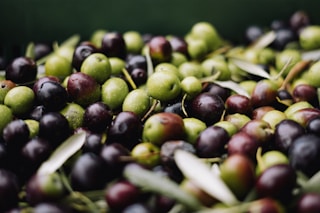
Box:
[37,131,86,175]
[25,42,35,59]
[213,80,250,98]
[230,57,272,79]
[145,46,154,77]
[123,163,204,211]
[302,49,320,61]
[300,170,320,193]
[250,30,276,49]
[174,150,239,206]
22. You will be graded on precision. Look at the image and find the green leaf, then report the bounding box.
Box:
[25,42,35,59]
[213,80,250,98]
[250,30,276,49]
[37,131,86,175]
[230,57,271,79]
[300,170,320,193]
[145,46,154,77]
[174,150,239,206]
[123,164,204,211]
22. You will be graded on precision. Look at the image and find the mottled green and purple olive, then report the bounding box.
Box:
[220,154,256,200]
[142,112,185,146]
[0,80,15,104]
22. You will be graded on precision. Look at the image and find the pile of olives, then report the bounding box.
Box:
[1,10,320,213]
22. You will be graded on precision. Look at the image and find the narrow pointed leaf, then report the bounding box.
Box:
[301,170,320,193]
[174,150,239,206]
[37,132,86,175]
[302,49,320,61]
[25,42,35,59]
[123,164,203,211]
[230,57,271,79]
[145,46,154,77]
[251,30,276,49]
[214,80,250,98]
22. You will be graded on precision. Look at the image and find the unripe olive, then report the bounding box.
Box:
[299,25,320,50]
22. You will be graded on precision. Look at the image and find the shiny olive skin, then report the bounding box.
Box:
[5,56,37,84]
[0,169,19,212]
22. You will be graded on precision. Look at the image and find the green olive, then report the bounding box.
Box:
[122,89,151,117]
[0,104,13,134]
[123,31,144,54]
[109,57,126,76]
[131,142,160,168]
[180,76,202,99]
[275,49,301,76]
[178,61,203,79]
[299,25,320,50]
[45,54,73,81]
[183,117,207,144]
[101,77,129,110]
[4,86,35,115]
[60,103,85,130]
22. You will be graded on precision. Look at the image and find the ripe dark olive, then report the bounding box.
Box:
[201,82,231,101]
[293,84,319,107]
[240,119,273,145]
[163,101,185,118]
[247,198,285,213]
[105,180,143,212]
[122,203,152,213]
[83,102,113,133]
[255,164,296,203]
[70,152,108,191]
[160,140,196,182]
[67,72,101,107]
[130,67,148,86]
[33,76,60,94]
[227,131,259,161]
[306,116,320,136]
[33,43,53,60]
[126,54,147,72]
[29,105,47,121]
[148,36,172,64]
[107,111,143,150]
[195,126,229,158]
[168,36,189,56]
[244,25,264,44]
[251,79,278,108]
[81,131,104,154]
[100,143,131,178]
[270,19,288,31]
[2,119,30,152]
[290,10,310,33]
[72,43,98,71]
[187,92,225,126]
[271,28,297,50]
[295,193,320,213]
[0,169,19,212]
[20,137,52,176]
[33,202,72,213]
[225,94,252,116]
[5,56,37,84]
[38,112,71,147]
[289,133,320,177]
[36,81,68,111]
[101,32,127,59]
[274,119,305,154]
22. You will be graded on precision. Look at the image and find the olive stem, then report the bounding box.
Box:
[256,147,266,172]
[141,99,159,122]
[181,94,189,117]
[25,42,35,59]
[122,68,137,89]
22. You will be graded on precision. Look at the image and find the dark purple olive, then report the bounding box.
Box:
[201,82,231,101]
[293,84,319,107]
[100,143,131,178]
[5,56,37,84]
[83,102,113,133]
[36,81,68,111]
[270,19,288,31]
[271,28,298,50]
[274,119,305,154]
[105,179,143,212]
[126,54,147,72]
[187,92,225,126]
[38,112,71,147]
[290,10,311,33]
[0,169,19,212]
[306,116,320,136]
[107,111,143,150]
[168,36,189,56]
[195,126,229,158]
[33,202,72,213]
[33,43,53,60]
[29,105,47,121]
[289,133,320,177]
[33,76,60,94]
[244,25,264,44]
[255,164,296,203]
[295,193,320,213]
[101,32,127,59]
[72,43,98,71]
[2,119,30,152]
[160,140,196,182]
[70,152,109,191]
[130,68,148,87]
[81,131,104,154]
